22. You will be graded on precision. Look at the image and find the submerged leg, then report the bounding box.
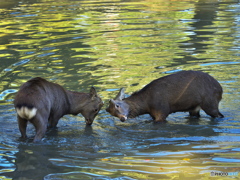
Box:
[150,108,168,123]
[201,101,224,118]
[189,106,201,118]
[48,115,62,129]
[31,114,48,142]
[18,116,28,139]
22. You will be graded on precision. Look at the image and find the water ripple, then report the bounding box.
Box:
[0,0,240,179]
[0,89,17,101]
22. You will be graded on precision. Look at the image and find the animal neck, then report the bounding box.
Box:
[124,93,149,118]
[66,90,90,115]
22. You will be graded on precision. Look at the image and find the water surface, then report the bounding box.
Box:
[0,0,240,179]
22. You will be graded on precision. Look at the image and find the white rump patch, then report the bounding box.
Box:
[16,107,37,120]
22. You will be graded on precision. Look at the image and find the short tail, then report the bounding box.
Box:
[16,107,37,120]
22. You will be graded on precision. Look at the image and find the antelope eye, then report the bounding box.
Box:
[115,104,120,108]
[94,108,98,112]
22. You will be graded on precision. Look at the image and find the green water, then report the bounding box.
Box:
[0,0,240,179]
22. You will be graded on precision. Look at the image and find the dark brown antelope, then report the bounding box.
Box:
[106,71,224,122]
[14,77,103,142]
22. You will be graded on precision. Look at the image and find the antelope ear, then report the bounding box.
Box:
[114,88,125,101]
[106,99,114,112]
[90,86,97,98]
[109,99,115,105]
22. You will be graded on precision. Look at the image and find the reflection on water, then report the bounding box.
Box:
[0,0,240,179]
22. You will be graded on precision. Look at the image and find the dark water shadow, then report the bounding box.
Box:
[1,125,95,180]
[172,0,220,65]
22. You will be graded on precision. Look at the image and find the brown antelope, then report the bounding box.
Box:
[106,71,224,122]
[14,77,103,142]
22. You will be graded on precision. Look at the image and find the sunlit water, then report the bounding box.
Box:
[0,0,240,179]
